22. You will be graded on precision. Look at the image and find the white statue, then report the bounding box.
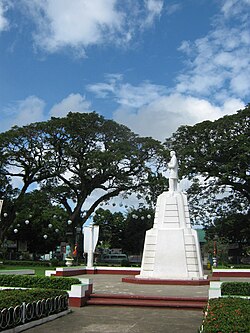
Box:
[168,151,178,192]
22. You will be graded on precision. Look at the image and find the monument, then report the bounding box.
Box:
[138,151,204,280]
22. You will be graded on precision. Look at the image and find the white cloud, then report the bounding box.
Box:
[88,72,245,141]
[0,0,9,32]
[144,0,163,26]
[87,75,167,108]
[0,93,93,133]
[221,0,250,19]
[166,3,182,16]
[85,1,249,141]
[20,0,163,54]
[1,96,46,132]
[113,92,244,141]
[176,0,250,101]
[50,93,92,117]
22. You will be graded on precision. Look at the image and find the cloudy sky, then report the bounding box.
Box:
[0,0,249,141]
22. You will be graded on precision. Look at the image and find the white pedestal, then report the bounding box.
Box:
[138,191,204,280]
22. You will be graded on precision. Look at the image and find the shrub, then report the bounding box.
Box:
[200,297,250,333]
[0,289,68,310]
[50,258,65,267]
[0,275,81,290]
[2,260,51,267]
[221,282,250,296]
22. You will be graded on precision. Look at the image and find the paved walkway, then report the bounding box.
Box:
[26,274,209,333]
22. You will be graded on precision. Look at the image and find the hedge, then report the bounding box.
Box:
[2,260,51,267]
[0,289,68,310]
[0,275,81,290]
[200,297,250,333]
[221,282,250,296]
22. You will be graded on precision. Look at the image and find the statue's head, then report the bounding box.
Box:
[170,150,176,157]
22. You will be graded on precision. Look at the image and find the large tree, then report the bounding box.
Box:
[165,104,250,226]
[0,112,167,248]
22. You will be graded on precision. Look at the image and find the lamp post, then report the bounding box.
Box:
[213,235,218,267]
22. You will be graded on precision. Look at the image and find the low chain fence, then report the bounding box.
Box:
[0,294,68,331]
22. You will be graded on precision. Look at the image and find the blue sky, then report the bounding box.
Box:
[0,0,249,141]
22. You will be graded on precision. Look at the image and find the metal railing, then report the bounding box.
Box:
[0,294,68,331]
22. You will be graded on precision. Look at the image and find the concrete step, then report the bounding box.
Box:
[86,293,207,309]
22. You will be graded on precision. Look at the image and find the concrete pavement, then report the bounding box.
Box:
[25,274,208,333]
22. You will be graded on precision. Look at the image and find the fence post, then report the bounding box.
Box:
[22,302,26,324]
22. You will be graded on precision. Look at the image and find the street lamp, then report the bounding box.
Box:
[213,235,218,267]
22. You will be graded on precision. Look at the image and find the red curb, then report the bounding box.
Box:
[122,276,210,285]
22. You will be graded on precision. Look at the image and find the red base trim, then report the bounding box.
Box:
[122,276,210,285]
[94,269,140,275]
[52,268,140,277]
[69,296,87,307]
[54,269,86,276]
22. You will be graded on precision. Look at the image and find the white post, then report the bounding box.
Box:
[0,200,3,215]
[87,224,94,268]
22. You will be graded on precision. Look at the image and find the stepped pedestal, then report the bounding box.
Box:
[138,191,204,280]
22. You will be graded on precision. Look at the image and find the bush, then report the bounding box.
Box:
[2,260,51,267]
[221,282,250,296]
[0,274,81,290]
[121,259,130,267]
[0,289,68,310]
[200,298,250,333]
[50,258,65,267]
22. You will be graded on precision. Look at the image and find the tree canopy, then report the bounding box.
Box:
[165,104,250,225]
[0,112,167,247]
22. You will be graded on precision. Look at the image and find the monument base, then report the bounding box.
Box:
[138,191,204,280]
[123,276,209,285]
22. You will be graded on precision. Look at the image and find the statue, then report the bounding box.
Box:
[168,151,178,192]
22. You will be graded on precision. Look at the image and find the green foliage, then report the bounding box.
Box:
[2,260,51,267]
[203,238,230,265]
[122,208,154,254]
[205,213,250,246]
[200,297,250,333]
[0,289,68,310]
[165,105,250,226]
[0,111,167,250]
[5,190,68,255]
[0,274,80,290]
[94,208,125,249]
[221,282,250,296]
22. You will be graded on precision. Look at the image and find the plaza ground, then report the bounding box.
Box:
[25,273,208,333]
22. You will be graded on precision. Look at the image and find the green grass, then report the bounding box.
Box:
[0,265,48,276]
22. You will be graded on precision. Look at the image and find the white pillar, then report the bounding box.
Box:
[87,225,94,268]
[0,200,3,215]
